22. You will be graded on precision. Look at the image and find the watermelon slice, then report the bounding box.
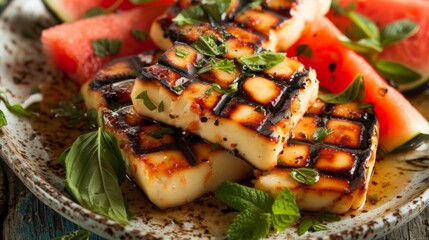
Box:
[287,17,429,153]
[328,0,429,92]
[43,0,174,22]
[41,5,168,86]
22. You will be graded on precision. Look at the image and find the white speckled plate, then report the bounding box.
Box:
[1,0,429,239]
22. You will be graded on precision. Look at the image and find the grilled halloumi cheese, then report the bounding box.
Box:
[131,42,319,170]
[255,99,379,214]
[81,51,253,209]
[151,0,331,51]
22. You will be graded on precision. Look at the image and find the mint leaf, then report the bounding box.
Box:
[348,12,379,40]
[215,181,274,213]
[380,19,419,46]
[319,74,365,104]
[136,90,157,111]
[131,29,148,42]
[339,36,382,54]
[227,209,271,240]
[91,38,122,57]
[53,230,91,240]
[290,168,320,186]
[375,60,421,84]
[83,7,107,18]
[312,127,334,143]
[173,6,205,26]
[272,188,300,232]
[147,127,175,139]
[192,34,227,57]
[201,0,232,24]
[239,52,285,72]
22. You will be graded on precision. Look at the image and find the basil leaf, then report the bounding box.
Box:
[201,0,231,24]
[298,217,315,236]
[339,36,382,54]
[319,74,365,104]
[272,188,300,232]
[51,96,97,130]
[192,34,227,57]
[0,109,6,126]
[64,128,128,224]
[175,48,190,58]
[248,0,263,9]
[239,52,285,72]
[375,60,421,84]
[131,29,148,42]
[296,44,312,58]
[212,59,236,74]
[380,19,419,46]
[290,168,319,186]
[83,7,107,18]
[227,209,271,240]
[208,82,238,94]
[347,12,379,40]
[215,180,275,213]
[91,38,122,57]
[312,127,334,143]
[173,6,205,26]
[357,102,374,114]
[53,230,91,240]
[136,90,157,111]
[147,127,175,139]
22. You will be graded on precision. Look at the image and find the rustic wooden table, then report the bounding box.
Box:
[1,159,428,239]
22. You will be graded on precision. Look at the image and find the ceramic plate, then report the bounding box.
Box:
[1,0,429,239]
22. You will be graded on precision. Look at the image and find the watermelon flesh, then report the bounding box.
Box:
[287,18,429,152]
[41,5,168,85]
[328,0,429,92]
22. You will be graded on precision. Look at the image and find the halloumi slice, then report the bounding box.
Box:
[151,0,331,51]
[81,51,253,209]
[131,42,319,170]
[255,99,379,213]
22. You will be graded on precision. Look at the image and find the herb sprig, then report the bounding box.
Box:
[332,0,421,84]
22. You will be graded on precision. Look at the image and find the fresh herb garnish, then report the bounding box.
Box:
[205,82,238,95]
[136,90,157,111]
[312,127,334,143]
[172,84,185,92]
[131,29,148,42]
[375,60,421,84]
[173,5,206,26]
[380,19,419,46]
[129,0,156,3]
[215,181,300,239]
[83,7,108,18]
[254,105,266,115]
[289,168,319,186]
[147,127,175,139]
[175,48,190,58]
[192,34,227,57]
[332,3,421,84]
[63,110,128,224]
[247,0,263,9]
[318,74,365,104]
[200,0,232,24]
[51,95,97,130]
[238,52,285,72]
[158,101,164,113]
[197,58,236,74]
[357,102,374,114]
[53,230,91,240]
[91,38,122,57]
[210,143,221,151]
[296,44,313,58]
[298,217,328,236]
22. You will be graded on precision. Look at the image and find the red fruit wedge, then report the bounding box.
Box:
[287,17,429,152]
[43,0,175,22]
[41,5,168,86]
[329,0,429,92]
